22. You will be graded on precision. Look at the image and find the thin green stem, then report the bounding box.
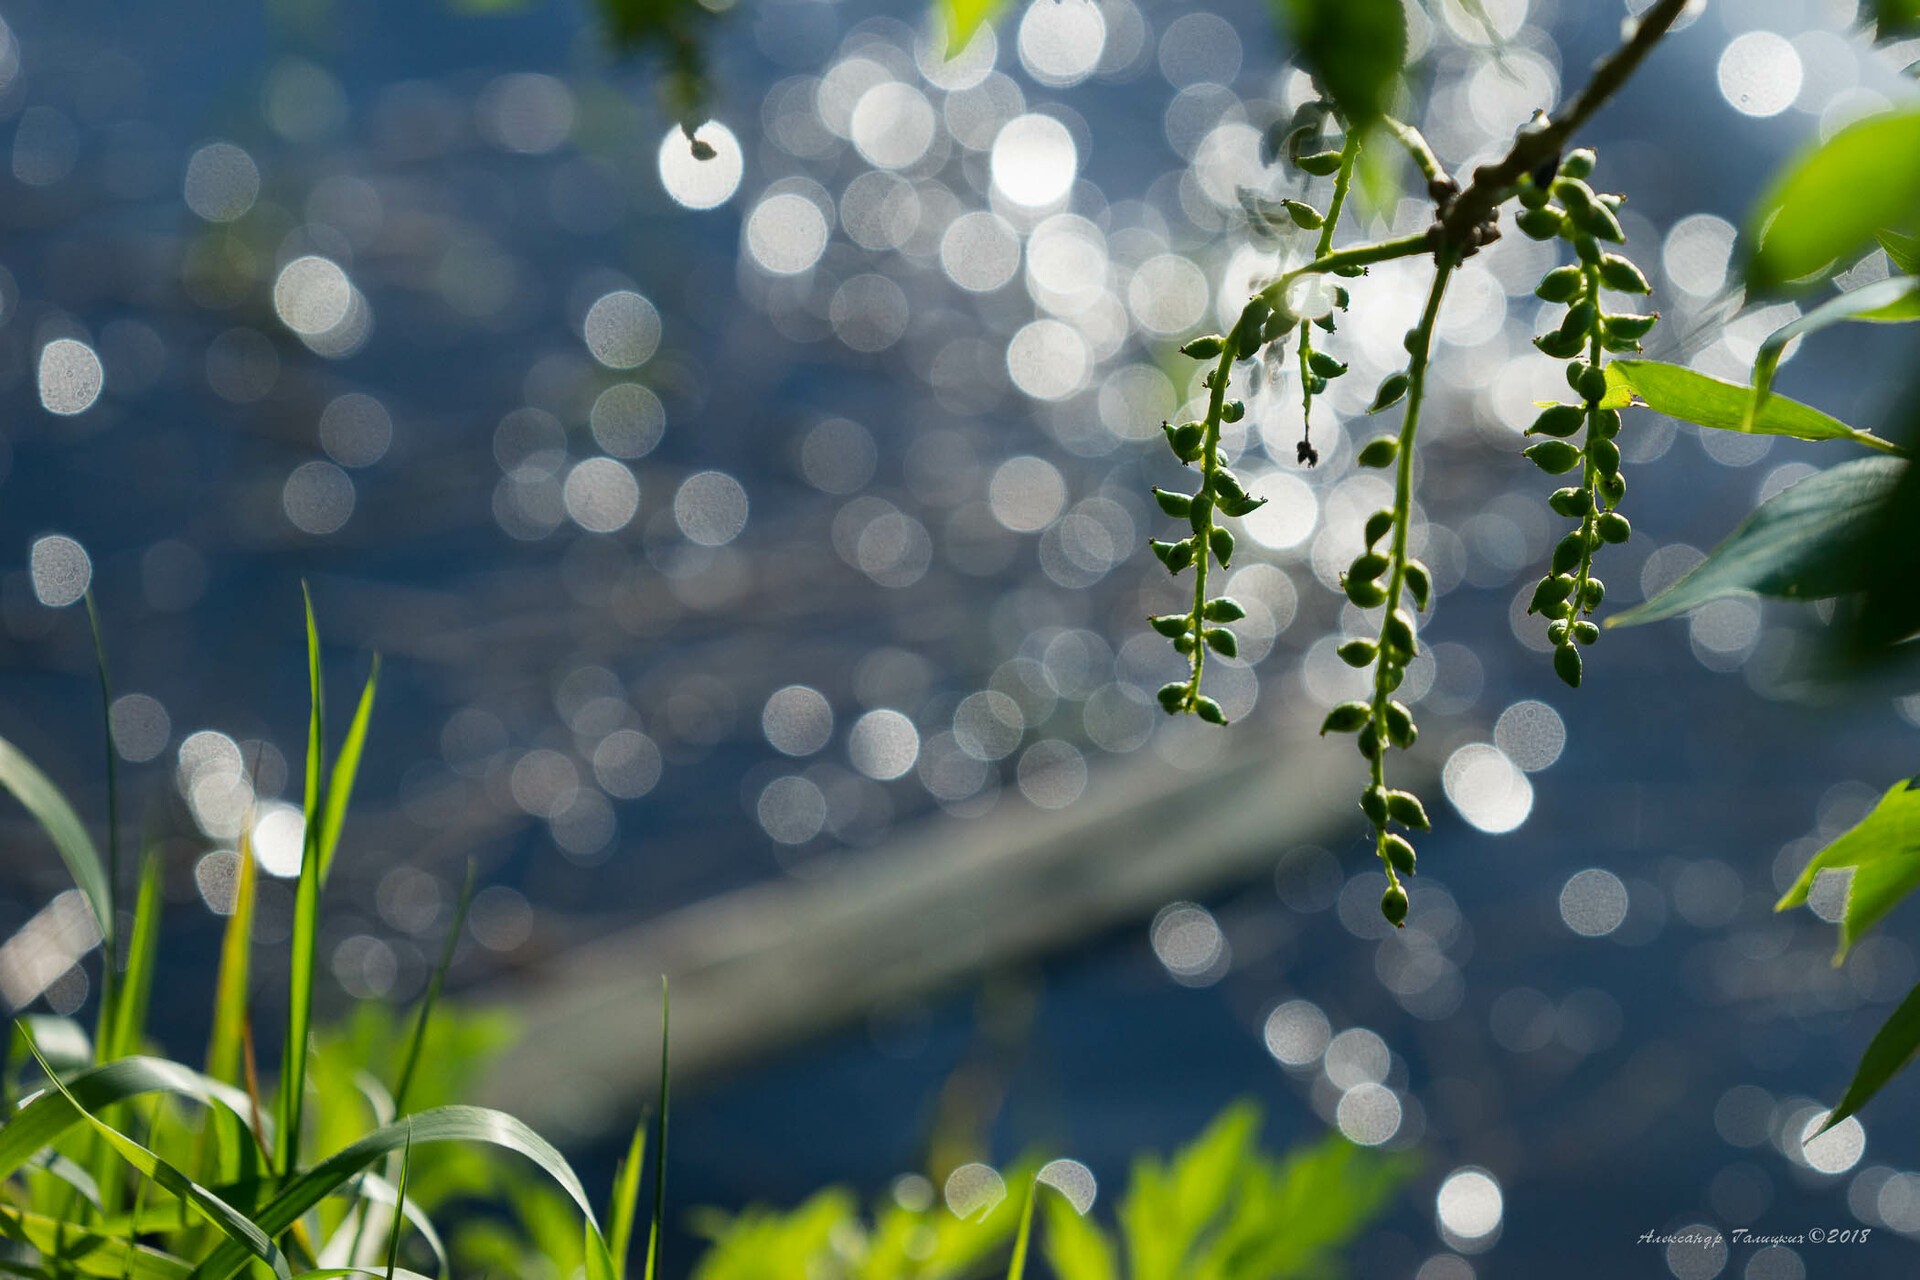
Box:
[1179,339,1241,709]
[1366,251,1458,889]
[1297,131,1363,452]
[1259,233,1430,309]
[1382,116,1449,188]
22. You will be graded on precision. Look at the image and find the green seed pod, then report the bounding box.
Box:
[1357,437,1399,468]
[1203,596,1246,622]
[1536,266,1584,303]
[1529,405,1586,438]
[1173,632,1197,654]
[1575,234,1602,266]
[1262,306,1299,343]
[1551,530,1585,576]
[1361,785,1389,825]
[1309,350,1348,379]
[1547,618,1569,645]
[1591,437,1622,478]
[1156,682,1186,714]
[1204,627,1238,658]
[1581,577,1606,609]
[1358,722,1383,760]
[1596,511,1631,544]
[1528,573,1575,615]
[1345,575,1388,608]
[1349,552,1390,582]
[1380,663,1404,693]
[1524,440,1583,474]
[1149,539,1181,568]
[1600,330,1643,355]
[1380,881,1410,927]
[1166,540,1194,573]
[1316,313,1338,333]
[1383,608,1416,658]
[1548,487,1591,518]
[1575,200,1626,242]
[1553,176,1598,214]
[1384,700,1417,748]
[1592,408,1622,440]
[1187,493,1214,534]
[1598,191,1625,212]
[1560,148,1596,179]
[1554,641,1583,689]
[1180,334,1226,359]
[1297,150,1343,175]
[1405,561,1433,611]
[1517,174,1550,207]
[1402,328,1422,354]
[1560,300,1598,338]
[1599,254,1651,293]
[1221,400,1246,423]
[1383,835,1416,878]
[1605,312,1658,341]
[1387,789,1430,831]
[1209,526,1235,567]
[1599,472,1626,506]
[1578,365,1610,403]
[1281,198,1325,229]
[1306,373,1329,396]
[1152,487,1192,517]
[1364,509,1395,548]
[1337,638,1378,668]
[1193,696,1227,725]
[1370,373,1410,413]
[1321,701,1371,735]
[1166,420,1205,462]
[1572,620,1600,645]
[1533,329,1586,360]
[1516,206,1563,240]
[1218,491,1267,518]
[1149,614,1189,638]
[1233,299,1271,357]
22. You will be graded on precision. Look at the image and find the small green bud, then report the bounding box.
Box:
[1203,597,1246,622]
[1321,701,1371,735]
[1599,254,1651,293]
[1405,561,1432,611]
[1296,150,1343,175]
[1536,266,1584,303]
[1560,148,1596,179]
[1517,177,1550,209]
[1605,312,1659,341]
[1361,785,1389,825]
[1349,552,1390,582]
[1316,312,1337,333]
[1165,420,1205,462]
[1548,487,1592,518]
[1149,614,1189,638]
[1358,722,1383,760]
[1262,307,1299,343]
[1591,437,1622,478]
[1308,350,1348,379]
[1156,539,1195,574]
[1380,881,1409,927]
[1402,328,1422,354]
[1221,400,1246,423]
[1528,574,1576,615]
[1524,440,1583,474]
[1529,405,1585,438]
[1516,206,1563,240]
[1209,526,1235,567]
[1357,437,1399,468]
[1337,638,1378,668]
[1560,300,1598,338]
[1173,633,1197,654]
[1281,198,1324,229]
[1572,620,1600,645]
[1204,627,1238,658]
[1370,373,1409,413]
[1578,365,1610,403]
[1193,696,1227,725]
[1156,682,1186,714]
[1233,299,1271,357]
[1553,176,1598,213]
[1547,618,1569,645]
[1218,491,1267,518]
[1554,642,1583,689]
[1345,575,1388,608]
[1573,199,1625,242]
[1592,408,1621,440]
[1306,373,1329,396]
[1180,334,1225,359]
[1383,835,1416,879]
[1596,511,1631,543]
[1387,789,1430,830]
[1187,493,1213,534]
[1551,530,1586,575]
[1384,700,1417,748]
[1533,329,1586,360]
[1364,509,1395,548]
[1581,577,1606,609]
[1383,608,1416,658]
[1152,487,1192,518]
[1575,234,1602,266]
[1599,472,1626,506]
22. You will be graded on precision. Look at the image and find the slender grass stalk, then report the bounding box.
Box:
[279,587,329,1179]
[606,1111,648,1280]
[642,978,669,1280]
[82,591,120,1047]
[382,1128,412,1280]
[1003,1181,1036,1280]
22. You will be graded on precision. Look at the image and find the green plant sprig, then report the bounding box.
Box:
[1319,250,1457,927]
[1295,125,1364,466]
[1516,150,1654,686]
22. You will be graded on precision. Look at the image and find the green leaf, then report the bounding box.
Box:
[1882,230,1920,274]
[1040,1193,1118,1280]
[1610,458,1906,626]
[204,828,258,1085]
[317,655,381,883]
[1005,1180,1037,1280]
[1746,108,1920,291]
[1611,359,1900,453]
[939,0,1009,54]
[0,1203,192,1279]
[0,1056,259,1184]
[282,586,329,1175]
[1870,0,1920,36]
[1818,979,1920,1135]
[105,851,165,1063]
[0,733,113,948]
[1747,278,1920,428]
[1776,775,1920,961]
[606,1111,648,1280]
[1279,0,1407,127]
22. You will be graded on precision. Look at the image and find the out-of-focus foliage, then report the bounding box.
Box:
[1274,0,1407,127]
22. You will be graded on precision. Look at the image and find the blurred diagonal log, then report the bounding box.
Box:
[478,715,1429,1125]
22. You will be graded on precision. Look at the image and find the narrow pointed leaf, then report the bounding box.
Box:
[316,657,381,884]
[1610,359,1900,452]
[0,734,113,948]
[1747,277,1920,428]
[1777,775,1920,962]
[106,851,165,1063]
[205,831,258,1085]
[0,1056,260,1182]
[1817,980,1920,1135]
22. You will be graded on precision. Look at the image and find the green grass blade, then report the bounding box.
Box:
[187,1104,609,1280]
[0,1203,192,1279]
[1005,1180,1036,1280]
[0,1056,260,1182]
[381,1129,411,1280]
[21,1036,290,1279]
[279,587,330,1177]
[605,1112,647,1279]
[316,657,379,884]
[205,834,258,1086]
[106,852,164,1063]
[390,862,472,1116]
[0,733,113,952]
[83,590,121,1050]
[642,979,669,1280]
